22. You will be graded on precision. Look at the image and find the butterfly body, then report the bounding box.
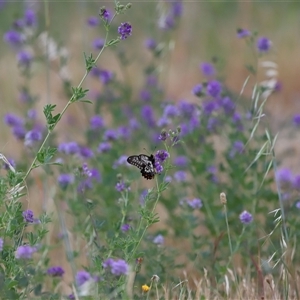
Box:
[127,154,156,180]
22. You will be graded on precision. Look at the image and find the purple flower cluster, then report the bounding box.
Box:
[118,22,132,40]
[200,62,215,77]
[155,150,170,163]
[22,209,39,224]
[237,28,251,38]
[4,113,26,140]
[257,36,272,53]
[76,270,92,286]
[58,141,80,155]
[47,266,65,277]
[102,258,129,276]
[121,224,130,232]
[187,198,203,209]
[115,181,127,192]
[58,174,75,189]
[87,16,99,27]
[153,234,164,245]
[15,245,37,259]
[239,210,253,224]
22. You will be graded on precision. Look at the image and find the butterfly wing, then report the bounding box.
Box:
[127,154,156,180]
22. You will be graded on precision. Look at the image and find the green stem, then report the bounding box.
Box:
[22,25,112,183]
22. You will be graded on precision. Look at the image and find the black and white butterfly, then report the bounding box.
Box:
[127,154,156,180]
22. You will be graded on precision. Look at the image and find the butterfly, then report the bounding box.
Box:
[127,154,156,180]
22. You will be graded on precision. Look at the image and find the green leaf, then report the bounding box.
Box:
[71,87,89,102]
[84,53,96,72]
[36,147,57,165]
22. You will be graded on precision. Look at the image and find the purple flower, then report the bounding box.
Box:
[24,129,42,146]
[58,142,80,155]
[121,224,130,232]
[293,175,300,190]
[98,142,111,153]
[158,131,169,141]
[171,1,183,17]
[178,100,195,118]
[155,161,163,174]
[153,234,164,245]
[90,168,101,182]
[174,171,187,182]
[4,113,24,127]
[82,163,92,177]
[68,294,75,300]
[24,9,36,27]
[203,100,219,116]
[87,16,99,27]
[92,38,105,50]
[145,38,157,50]
[118,22,132,40]
[141,105,155,127]
[17,50,33,66]
[257,37,272,53]
[99,8,110,20]
[155,150,169,163]
[76,270,91,286]
[47,266,65,277]
[4,30,24,48]
[102,258,113,268]
[115,181,126,192]
[163,104,179,118]
[79,147,94,159]
[0,238,3,251]
[192,84,203,97]
[206,80,222,98]
[90,115,104,130]
[99,70,113,84]
[173,156,188,167]
[200,62,215,77]
[237,28,251,38]
[12,126,26,140]
[296,201,300,209]
[187,198,203,209]
[22,209,35,223]
[239,210,253,224]
[111,259,129,276]
[293,114,300,126]
[58,174,75,189]
[15,245,37,259]
[104,129,118,141]
[221,97,235,115]
[275,168,293,186]
[103,258,129,276]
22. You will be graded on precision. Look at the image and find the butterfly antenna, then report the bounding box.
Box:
[143,147,150,155]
